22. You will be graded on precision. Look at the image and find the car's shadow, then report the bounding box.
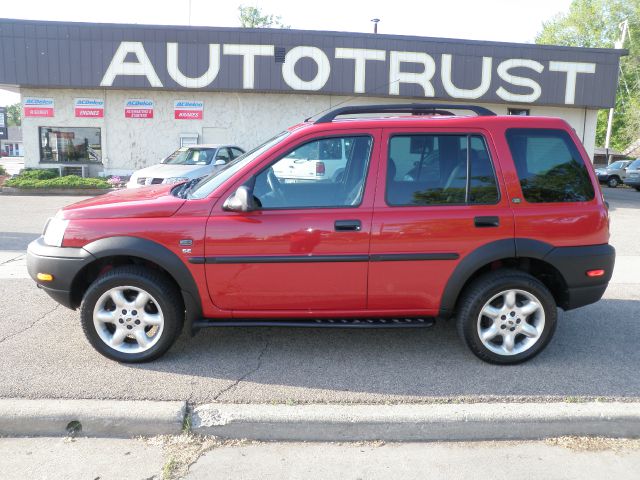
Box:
[0,231,39,251]
[131,296,640,402]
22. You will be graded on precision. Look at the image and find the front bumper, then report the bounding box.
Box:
[26,237,94,309]
[623,176,640,187]
[545,243,615,310]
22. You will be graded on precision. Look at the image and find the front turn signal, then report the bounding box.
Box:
[36,273,54,282]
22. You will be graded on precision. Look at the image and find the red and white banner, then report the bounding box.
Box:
[174,100,204,120]
[23,97,54,117]
[124,99,154,118]
[75,98,104,118]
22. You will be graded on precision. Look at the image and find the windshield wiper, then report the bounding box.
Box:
[179,178,202,199]
[172,179,197,199]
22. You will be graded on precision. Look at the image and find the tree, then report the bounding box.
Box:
[6,103,21,126]
[536,0,640,151]
[238,5,289,28]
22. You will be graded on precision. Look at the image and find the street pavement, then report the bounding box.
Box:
[0,189,638,403]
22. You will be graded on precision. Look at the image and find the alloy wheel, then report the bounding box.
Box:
[476,289,545,356]
[93,285,164,354]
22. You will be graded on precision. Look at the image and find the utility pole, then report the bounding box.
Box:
[371,18,380,34]
[605,19,629,163]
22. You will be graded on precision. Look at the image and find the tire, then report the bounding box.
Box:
[456,269,557,365]
[635,187,640,192]
[80,265,184,363]
[607,176,620,188]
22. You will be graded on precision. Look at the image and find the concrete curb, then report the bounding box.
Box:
[2,400,639,440]
[0,399,186,438]
[192,402,640,442]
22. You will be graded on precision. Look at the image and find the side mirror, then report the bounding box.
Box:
[223,185,256,212]
[214,159,226,166]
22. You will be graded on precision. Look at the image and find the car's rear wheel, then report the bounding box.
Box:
[456,270,557,365]
[607,176,620,188]
[80,266,183,363]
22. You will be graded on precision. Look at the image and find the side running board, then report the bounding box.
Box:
[192,317,435,329]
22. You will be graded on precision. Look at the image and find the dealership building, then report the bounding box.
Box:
[0,18,625,176]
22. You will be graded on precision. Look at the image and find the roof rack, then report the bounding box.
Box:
[313,103,496,124]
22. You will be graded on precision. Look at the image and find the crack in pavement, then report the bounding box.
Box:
[212,336,271,402]
[0,304,61,345]
[0,253,25,265]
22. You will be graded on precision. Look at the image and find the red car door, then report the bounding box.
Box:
[368,127,515,316]
[204,129,380,315]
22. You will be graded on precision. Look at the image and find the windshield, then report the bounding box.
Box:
[187,132,290,199]
[165,148,215,165]
[629,158,640,169]
[608,161,626,169]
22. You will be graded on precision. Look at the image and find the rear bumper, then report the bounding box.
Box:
[26,237,94,309]
[544,243,615,310]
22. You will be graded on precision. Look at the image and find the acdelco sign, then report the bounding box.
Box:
[0,20,624,109]
[100,41,600,106]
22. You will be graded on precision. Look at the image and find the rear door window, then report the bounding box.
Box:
[386,134,499,206]
[505,129,594,203]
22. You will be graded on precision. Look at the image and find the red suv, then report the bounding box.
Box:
[27,104,615,365]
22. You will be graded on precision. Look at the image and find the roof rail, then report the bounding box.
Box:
[313,103,496,124]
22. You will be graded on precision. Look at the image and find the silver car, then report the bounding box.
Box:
[623,158,640,191]
[594,159,632,188]
[127,144,245,188]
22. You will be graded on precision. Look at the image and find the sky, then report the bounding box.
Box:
[0,0,574,106]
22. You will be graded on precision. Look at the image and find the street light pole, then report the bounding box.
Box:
[605,19,629,164]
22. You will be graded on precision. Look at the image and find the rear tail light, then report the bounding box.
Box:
[586,269,605,278]
[316,161,325,176]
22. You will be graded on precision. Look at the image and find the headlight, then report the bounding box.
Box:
[43,216,70,247]
[164,177,190,184]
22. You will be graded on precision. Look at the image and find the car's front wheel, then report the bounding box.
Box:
[607,176,620,188]
[456,270,557,365]
[80,266,184,363]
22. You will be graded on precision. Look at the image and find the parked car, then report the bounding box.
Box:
[126,144,245,188]
[623,158,640,191]
[594,159,632,188]
[27,104,615,365]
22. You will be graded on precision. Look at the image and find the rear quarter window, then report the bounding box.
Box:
[505,128,595,203]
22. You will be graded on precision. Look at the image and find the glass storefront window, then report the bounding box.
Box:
[39,127,102,163]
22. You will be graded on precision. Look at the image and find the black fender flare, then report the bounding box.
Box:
[438,239,516,318]
[82,236,202,327]
[438,238,568,318]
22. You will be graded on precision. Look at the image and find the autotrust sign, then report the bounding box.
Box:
[100,41,601,106]
[0,19,624,109]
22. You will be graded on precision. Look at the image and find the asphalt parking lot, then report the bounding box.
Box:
[0,188,638,404]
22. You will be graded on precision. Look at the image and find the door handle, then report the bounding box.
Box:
[335,220,361,231]
[474,216,500,228]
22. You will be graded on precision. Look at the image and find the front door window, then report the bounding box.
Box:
[253,136,373,209]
